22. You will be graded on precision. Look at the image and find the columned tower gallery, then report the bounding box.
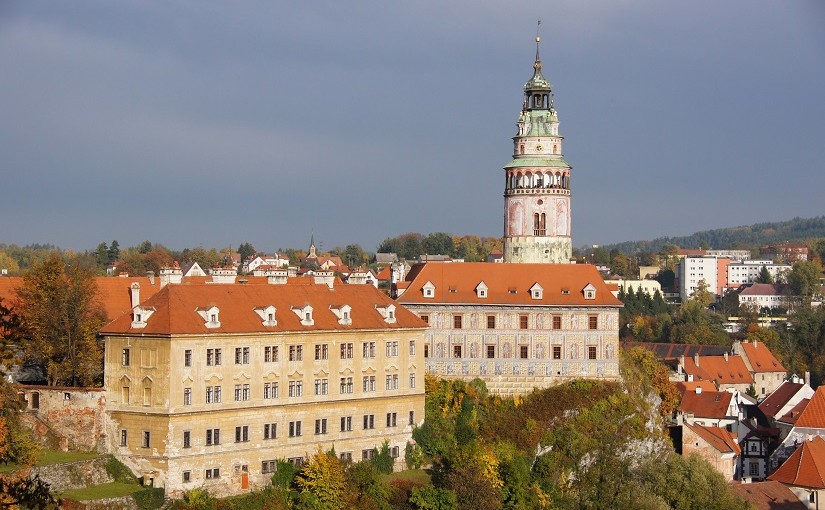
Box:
[503,36,572,264]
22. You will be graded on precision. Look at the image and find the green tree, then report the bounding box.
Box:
[294,450,348,510]
[137,240,153,254]
[107,240,120,264]
[344,244,369,267]
[238,242,256,263]
[423,233,455,257]
[0,375,40,465]
[0,251,20,276]
[787,260,823,297]
[13,253,106,386]
[755,265,774,284]
[373,439,395,474]
[94,242,109,270]
[689,279,715,308]
[409,485,458,510]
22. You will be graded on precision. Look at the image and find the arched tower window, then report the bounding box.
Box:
[553,144,558,154]
[520,144,525,154]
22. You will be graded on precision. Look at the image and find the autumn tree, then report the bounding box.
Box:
[13,253,106,386]
[294,450,348,510]
[0,375,40,465]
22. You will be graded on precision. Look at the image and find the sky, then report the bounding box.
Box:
[1,1,824,255]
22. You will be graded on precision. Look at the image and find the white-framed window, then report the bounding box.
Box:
[183,387,192,405]
[340,416,352,432]
[340,343,354,359]
[289,345,303,361]
[362,342,376,358]
[314,344,329,360]
[385,374,399,390]
[363,414,375,430]
[234,425,249,443]
[289,421,302,437]
[264,346,278,362]
[386,412,397,427]
[288,381,303,397]
[206,428,220,446]
[314,379,328,396]
[264,423,277,440]
[314,418,327,435]
[264,381,279,399]
[362,376,376,392]
[340,377,353,394]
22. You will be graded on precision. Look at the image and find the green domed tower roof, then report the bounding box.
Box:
[524,36,552,91]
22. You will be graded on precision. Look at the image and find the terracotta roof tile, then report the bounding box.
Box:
[675,380,717,397]
[740,341,785,373]
[397,263,622,307]
[794,386,825,428]
[768,436,825,489]
[778,398,810,426]
[729,480,807,510]
[680,390,733,419]
[682,355,754,385]
[685,423,741,454]
[759,382,805,419]
[101,281,427,335]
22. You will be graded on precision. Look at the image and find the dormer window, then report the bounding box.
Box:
[254,306,277,327]
[422,281,435,299]
[330,305,352,325]
[561,288,570,295]
[131,306,156,329]
[582,283,597,300]
[375,304,397,324]
[476,281,488,299]
[292,305,314,326]
[530,283,543,300]
[196,306,221,329]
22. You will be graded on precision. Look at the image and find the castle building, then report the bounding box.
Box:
[503,36,572,264]
[395,263,622,396]
[101,280,426,497]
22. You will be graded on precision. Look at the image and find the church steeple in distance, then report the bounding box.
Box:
[503,26,572,264]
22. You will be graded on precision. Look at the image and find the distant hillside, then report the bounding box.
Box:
[599,216,825,255]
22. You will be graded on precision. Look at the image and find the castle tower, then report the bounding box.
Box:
[503,36,572,264]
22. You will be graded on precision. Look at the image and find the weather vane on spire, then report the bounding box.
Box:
[536,19,541,43]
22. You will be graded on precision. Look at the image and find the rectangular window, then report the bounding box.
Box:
[553,315,562,330]
[362,376,376,392]
[520,345,529,359]
[264,423,277,440]
[386,412,397,427]
[409,410,415,426]
[288,381,303,397]
[206,348,222,366]
[289,345,303,361]
[141,430,150,448]
[122,348,130,366]
[362,342,376,358]
[385,374,399,390]
[385,341,399,357]
[553,346,562,360]
[487,315,496,329]
[235,425,249,443]
[235,347,250,364]
[749,463,759,476]
[264,382,279,399]
[340,452,353,462]
[122,386,130,404]
[409,373,416,389]
[206,428,220,446]
[486,345,495,359]
[363,414,375,430]
[340,343,354,359]
[184,349,192,367]
[453,315,463,329]
[409,340,416,356]
[341,416,352,432]
[315,379,328,396]
[183,430,191,448]
[520,315,529,329]
[265,346,279,362]
[589,315,598,330]
[362,449,375,460]
[424,344,429,358]
[588,346,597,360]
[391,446,400,458]
[289,421,302,437]
[205,468,220,480]
[453,345,462,358]
[340,377,353,394]
[315,418,327,435]
[120,429,127,447]
[183,387,192,405]
[315,344,329,360]
[262,460,277,474]
[182,471,191,483]
[420,314,429,324]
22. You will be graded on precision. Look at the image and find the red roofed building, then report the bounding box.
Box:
[395,262,622,395]
[771,387,825,473]
[682,423,741,481]
[679,388,743,431]
[730,480,807,510]
[759,378,815,432]
[101,280,427,497]
[734,339,787,398]
[769,436,825,509]
[680,353,755,393]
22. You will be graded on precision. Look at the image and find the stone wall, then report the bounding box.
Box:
[31,457,114,492]
[17,385,107,452]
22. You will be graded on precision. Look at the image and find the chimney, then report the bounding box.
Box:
[694,353,700,367]
[146,271,155,285]
[687,374,694,382]
[695,386,702,394]
[805,371,811,386]
[724,352,729,362]
[752,339,758,348]
[130,282,140,308]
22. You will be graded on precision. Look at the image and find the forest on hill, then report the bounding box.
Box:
[597,216,825,255]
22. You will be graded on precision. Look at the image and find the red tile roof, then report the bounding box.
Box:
[621,341,729,361]
[675,380,717,397]
[759,382,805,419]
[740,283,784,297]
[794,386,825,428]
[101,281,427,336]
[680,390,733,419]
[740,341,785,373]
[685,423,741,454]
[682,355,754,386]
[397,263,622,307]
[729,480,807,510]
[769,436,825,489]
[779,399,810,426]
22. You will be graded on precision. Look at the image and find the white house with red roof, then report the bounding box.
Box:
[681,423,741,481]
[395,262,622,396]
[734,339,787,397]
[769,436,825,509]
[770,386,825,473]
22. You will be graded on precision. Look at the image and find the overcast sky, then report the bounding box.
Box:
[1,1,823,254]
